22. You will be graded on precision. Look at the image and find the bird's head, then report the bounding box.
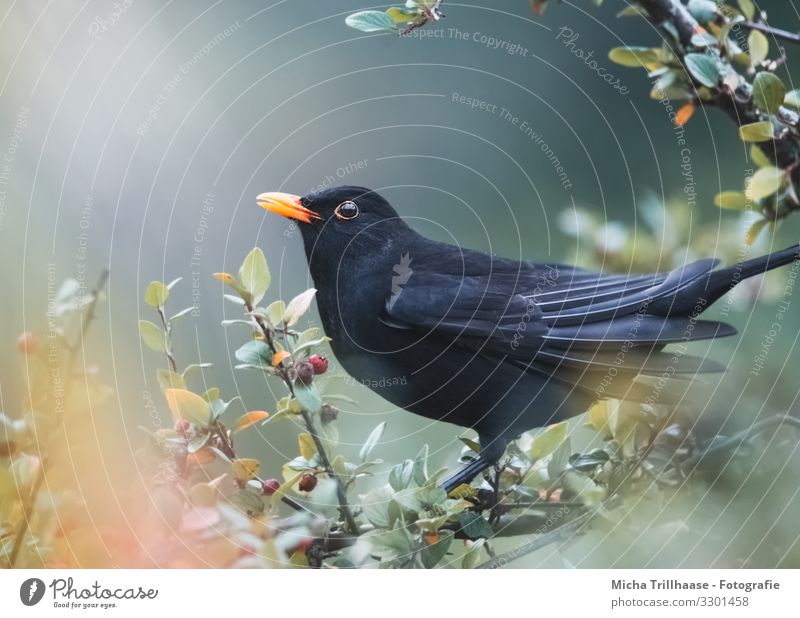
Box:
[256,185,411,262]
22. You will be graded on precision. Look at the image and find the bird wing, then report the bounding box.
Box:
[383,260,735,381]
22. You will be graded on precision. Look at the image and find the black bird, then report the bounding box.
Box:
[257,186,799,491]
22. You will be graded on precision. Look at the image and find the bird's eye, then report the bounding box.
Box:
[334,201,359,220]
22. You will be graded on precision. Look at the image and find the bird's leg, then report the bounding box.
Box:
[440,435,507,494]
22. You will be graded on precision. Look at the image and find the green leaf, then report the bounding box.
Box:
[164,388,212,426]
[293,382,322,414]
[360,422,386,462]
[386,7,420,24]
[745,218,769,246]
[738,0,756,20]
[202,387,220,402]
[739,120,774,142]
[529,421,569,460]
[238,248,270,305]
[345,10,398,33]
[361,484,395,528]
[684,53,721,87]
[144,281,169,307]
[413,444,429,486]
[753,72,786,115]
[461,538,485,569]
[750,145,772,168]
[170,307,193,321]
[363,527,415,562]
[687,0,717,23]
[157,369,186,391]
[608,46,661,68]
[138,320,166,352]
[714,191,749,210]
[458,511,493,540]
[749,30,769,67]
[746,166,785,201]
[182,363,213,377]
[388,460,414,491]
[283,288,317,327]
[234,340,271,368]
[420,531,453,569]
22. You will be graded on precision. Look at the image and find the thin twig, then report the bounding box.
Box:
[246,304,358,535]
[740,21,800,45]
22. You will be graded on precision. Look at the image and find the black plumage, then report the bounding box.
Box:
[257,186,800,489]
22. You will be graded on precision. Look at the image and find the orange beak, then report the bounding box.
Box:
[256,192,320,224]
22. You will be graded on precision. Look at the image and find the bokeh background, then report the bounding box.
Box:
[2,0,800,567]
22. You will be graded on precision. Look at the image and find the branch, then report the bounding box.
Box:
[740,21,800,46]
[246,304,358,535]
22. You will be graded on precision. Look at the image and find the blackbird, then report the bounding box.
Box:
[257,186,800,491]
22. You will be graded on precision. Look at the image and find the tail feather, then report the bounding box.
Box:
[650,244,800,317]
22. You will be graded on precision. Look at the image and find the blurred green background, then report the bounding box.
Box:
[1,0,799,566]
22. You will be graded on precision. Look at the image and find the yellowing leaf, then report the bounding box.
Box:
[529,421,568,460]
[739,120,774,142]
[138,320,166,352]
[213,272,235,284]
[232,458,261,482]
[748,30,769,67]
[144,281,169,307]
[608,46,661,68]
[164,388,212,426]
[272,350,290,366]
[745,218,769,246]
[746,166,786,201]
[750,144,772,168]
[233,410,270,433]
[298,432,317,460]
[587,401,613,439]
[714,191,748,210]
[386,6,419,23]
[675,102,695,126]
[448,484,479,500]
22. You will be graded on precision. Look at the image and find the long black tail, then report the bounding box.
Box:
[665,244,800,317]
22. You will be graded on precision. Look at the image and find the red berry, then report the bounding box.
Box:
[295,361,315,385]
[308,354,329,375]
[16,332,38,355]
[298,473,317,492]
[261,478,280,496]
